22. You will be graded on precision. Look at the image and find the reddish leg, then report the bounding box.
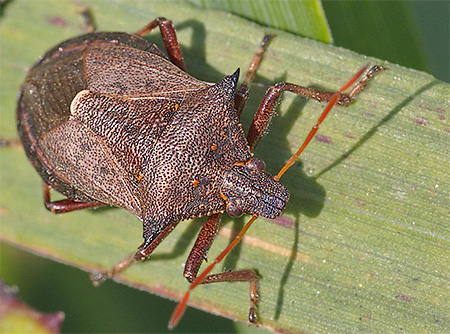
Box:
[43,183,104,214]
[135,17,186,71]
[183,213,259,323]
[234,35,275,118]
[80,7,95,33]
[198,269,259,323]
[275,65,385,180]
[92,221,179,284]
[247,65,385,151]
[183,214,222,282]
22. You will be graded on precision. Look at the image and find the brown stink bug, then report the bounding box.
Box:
[16,17,384,327]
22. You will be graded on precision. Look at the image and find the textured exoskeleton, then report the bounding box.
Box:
[17,17,383,327]
[17,30,288,256]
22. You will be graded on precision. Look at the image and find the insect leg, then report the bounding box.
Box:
[196,270,259,323]
[246,65,385,151]
[43,183,105,214]
[170,215,259,328]
[183,214,222,282]
[135,17,186,71]
[80,7,96,33]
[183,214,259,322]
[235,35,275,118]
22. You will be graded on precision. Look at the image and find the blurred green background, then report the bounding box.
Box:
[323,0,449,83]
[1,1,448,333]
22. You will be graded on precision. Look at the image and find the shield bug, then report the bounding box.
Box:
[17,17,384,327]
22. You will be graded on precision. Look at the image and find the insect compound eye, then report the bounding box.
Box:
[226,201,243,218]
[246,158,266,171]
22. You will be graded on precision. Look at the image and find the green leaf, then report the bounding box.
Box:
[1,1,449,333]
[188,0,332,43]
[323,1,433,79]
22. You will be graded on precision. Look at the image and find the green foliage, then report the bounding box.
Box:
[323,1,449,83]
[189,0,332,43]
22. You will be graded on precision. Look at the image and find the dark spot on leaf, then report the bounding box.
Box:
[395,291,412,302]
[47,16,67,27]
[273,327,292,334]
[433,313,440,324]
[438,115,446,121]
[315,134,331,144]
[344,132,355,139]
[415,117,428,126]
[271,215,295,229]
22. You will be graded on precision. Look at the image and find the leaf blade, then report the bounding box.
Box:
[188,0,332,43]
[1,1,449,333]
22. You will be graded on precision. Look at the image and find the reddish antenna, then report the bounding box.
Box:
[169,64,372,329]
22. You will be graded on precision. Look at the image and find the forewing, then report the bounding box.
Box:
[84,43,211,98]
[71,90,180,176]
[39,120,140,212]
